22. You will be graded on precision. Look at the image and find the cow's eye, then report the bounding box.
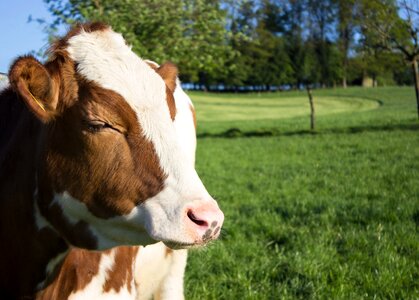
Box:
[84,120,112,133]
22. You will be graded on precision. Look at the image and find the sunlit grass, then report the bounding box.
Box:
[185,87,419,299]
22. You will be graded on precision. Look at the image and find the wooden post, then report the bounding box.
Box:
[306,86,315,131]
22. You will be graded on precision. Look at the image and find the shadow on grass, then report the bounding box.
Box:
[197,123,419,139]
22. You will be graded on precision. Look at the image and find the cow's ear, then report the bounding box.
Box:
[9,56,59,123]
[157,62,178,92]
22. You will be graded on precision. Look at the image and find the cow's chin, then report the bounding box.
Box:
[94,229,209,251]
[145,230,194,250]
[163,241,203,250]
[92,224,204,251]
[162,238,217,250]
[147,225,222,250]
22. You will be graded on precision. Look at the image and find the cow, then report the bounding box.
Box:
[0,22,224,299]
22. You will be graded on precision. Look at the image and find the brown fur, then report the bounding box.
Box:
[146,61,178,120]
[103,246,139,293]
[165,247,173,257]
[165,85,177,120]
[157,62,178,93]
[9,56,59,122]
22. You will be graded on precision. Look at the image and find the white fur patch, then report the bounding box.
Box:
[135,243,170,300]
[134,243,187,300]
[153,248,187,300]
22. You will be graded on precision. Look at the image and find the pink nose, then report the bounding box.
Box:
[186,202,224,242]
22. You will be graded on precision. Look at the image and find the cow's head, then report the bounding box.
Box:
[8,23,223,250]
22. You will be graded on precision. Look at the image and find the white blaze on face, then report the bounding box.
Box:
[63,28,217,247]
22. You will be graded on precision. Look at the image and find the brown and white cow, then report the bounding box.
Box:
[0,22,223,299]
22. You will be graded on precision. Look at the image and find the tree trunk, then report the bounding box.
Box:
[412,59,419,119]
[372,74,377,88]
[306,86,315,131]
[342,77,347,89]
[342,56,348,88]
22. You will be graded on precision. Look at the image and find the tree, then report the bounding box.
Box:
[359,0,419,118]
[37,0,419,92]
[247,0,293,90]
[281,0,308,88]
[223,0,293,90]
[219,0,252,89]
[42,0,234,85]
[335,0,357,88]
[306,0,341,87]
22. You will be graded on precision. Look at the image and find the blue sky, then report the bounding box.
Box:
[0,0,63,72]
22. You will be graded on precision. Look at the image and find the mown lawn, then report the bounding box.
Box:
[185,87,419,299]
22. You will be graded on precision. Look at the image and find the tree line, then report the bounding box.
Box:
[41,0,419,95]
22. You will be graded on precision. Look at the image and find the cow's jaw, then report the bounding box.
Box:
[50,167,223,250]
[50,192,156,249]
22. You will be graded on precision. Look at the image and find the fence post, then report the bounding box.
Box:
[306,86,315,131]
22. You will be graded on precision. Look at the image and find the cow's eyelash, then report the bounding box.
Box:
[84,120,114,133]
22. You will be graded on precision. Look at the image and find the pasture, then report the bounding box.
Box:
[185,87,419,299]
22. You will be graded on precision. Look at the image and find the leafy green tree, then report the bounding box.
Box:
[306,0,341,87]
[182,0,235,85]
[220,0,255,89]
[43,0,234,85]
[335,0,357,88]
[243,28,292,90]
[359,0,419,117]
[223,0,293,90]
[249,0,293,89]
[281,0,307,88]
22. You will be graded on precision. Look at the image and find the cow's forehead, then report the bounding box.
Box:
[66,28,169,122]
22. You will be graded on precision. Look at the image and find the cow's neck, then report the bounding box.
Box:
[0,101,69,297]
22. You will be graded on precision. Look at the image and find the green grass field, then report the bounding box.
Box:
[184,87,419,299]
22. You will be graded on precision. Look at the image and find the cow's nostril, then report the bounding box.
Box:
[187,210,208,227]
